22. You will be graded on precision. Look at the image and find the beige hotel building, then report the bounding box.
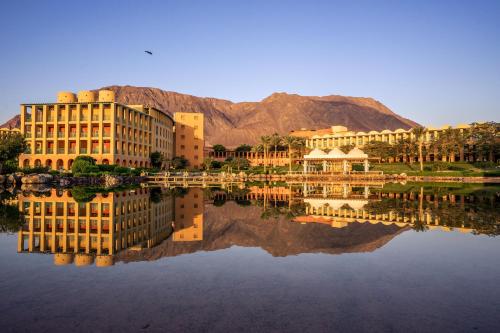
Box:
[18,90,203,170]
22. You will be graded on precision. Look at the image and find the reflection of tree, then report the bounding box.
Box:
[0,192,23,233]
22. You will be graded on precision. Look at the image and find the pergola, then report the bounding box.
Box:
[303,147,369,174]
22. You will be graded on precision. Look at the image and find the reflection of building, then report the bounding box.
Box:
[18,90,204,170]
[17,188,174,267]
[293,187,476,233]
[174,112,204,169]
[173,188,204,241]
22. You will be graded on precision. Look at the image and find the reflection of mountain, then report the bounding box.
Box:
[117,202,407,263]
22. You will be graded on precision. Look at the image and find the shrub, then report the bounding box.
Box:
[473,161,497,169]
[211,160,222,169]
[20,166,50,174]
[98,164,116,172]
[113,166,131,174]
[72,156,97,175]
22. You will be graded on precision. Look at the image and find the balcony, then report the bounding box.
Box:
[47,131,54,138]
[69,148,76,154]
[80,116,88,121]
[25,115,32,122]
[46,148,53,154]
[57,148,65,154]
[47,116,55,122]
[57,116,65,122]
[69,132,77,138]
[35,117,43,122]
[80,132,88,138]
[35,149,42,154]
[80,148,87,154]
[69,115,77,121]
[91,131,99,138]
[91,148,99,154]
[92,115,100,121]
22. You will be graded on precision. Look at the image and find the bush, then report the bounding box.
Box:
[98,164,116,172]
[211,160,222,169]
[473,161,498,169]
[20,166,50,174]
[113,166,131,174]
[72,156,97,175]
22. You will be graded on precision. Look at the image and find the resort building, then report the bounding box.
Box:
[18,90,203,170]
[205,147,290,167]
[291,124,476,162]
[303,147,370,173]
[174,112,204,169]
[0,127,21,137]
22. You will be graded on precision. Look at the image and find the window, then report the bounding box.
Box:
[180,145,185,150]
[194,145,198,150]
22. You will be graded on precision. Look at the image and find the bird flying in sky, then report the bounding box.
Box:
[144,50,153,55]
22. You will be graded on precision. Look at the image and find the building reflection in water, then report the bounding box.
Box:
[15,182,499,267]
[17,187,184,267]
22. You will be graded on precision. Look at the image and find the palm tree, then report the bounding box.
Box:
[270,133,281,167]
[260,135,271,173]
[281,135,297,173]
[412,126,426,171]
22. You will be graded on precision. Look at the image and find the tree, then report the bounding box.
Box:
[171,156,189,169]
[235,144,252,153]
[412,126,426,171]
[260,135,271,173]
[339,143,355,154]
[212,144,227,153]
[270,133,281,167]
[0,133,27,174]
[203,157,214,171]
[281,136,299,173]
[150,151,163,168]
[363,141,394,163]
[469,122,500,162]
[72,156,98,175]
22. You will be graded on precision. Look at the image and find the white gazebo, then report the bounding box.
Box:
[303,147,369,174]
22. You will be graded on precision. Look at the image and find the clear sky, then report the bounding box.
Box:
[0,0,499,126]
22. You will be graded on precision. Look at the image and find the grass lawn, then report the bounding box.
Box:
[370,162,500,177]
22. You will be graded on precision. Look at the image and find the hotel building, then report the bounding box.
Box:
[291,124,474,162]
[174,112,204,169]
[18,90,203,170]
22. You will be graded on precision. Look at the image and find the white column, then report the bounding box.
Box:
[303,160,308,173]
[364,159,369,172]
[322,160,327,172]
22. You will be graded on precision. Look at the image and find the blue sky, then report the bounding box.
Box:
[0,0,499,126]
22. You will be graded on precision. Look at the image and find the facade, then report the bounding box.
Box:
[291,124,474,162]
[303,147,370,173]
[205,148,290,167]
[0,127,21,137]
[174,112,204,169]
[17,90,203,170]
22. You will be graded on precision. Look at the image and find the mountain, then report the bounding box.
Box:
[0,114,20,129]
[1,85,418,146]
[100,86,418,146]
[116,201,407,263]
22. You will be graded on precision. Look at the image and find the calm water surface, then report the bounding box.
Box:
[0,182,499,332]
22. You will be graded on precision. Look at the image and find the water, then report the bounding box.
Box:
[0,182,499,332]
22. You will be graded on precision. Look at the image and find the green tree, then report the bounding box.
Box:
[150,151,163,168]
[235,144,252,152]
[203,157,214,171]
[260,135,271,173]
[171,156,189,169]
[281,135,296,173]
[72,156,98,175]
[212,144,227,153]
[469,122,499,162]
[412,126,426,171]
[363,141,394,163]
[270,133,281,167]
[0,133,27,174]
[339,143,355,154]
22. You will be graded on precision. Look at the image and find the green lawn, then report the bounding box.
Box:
[370,162,500,177]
